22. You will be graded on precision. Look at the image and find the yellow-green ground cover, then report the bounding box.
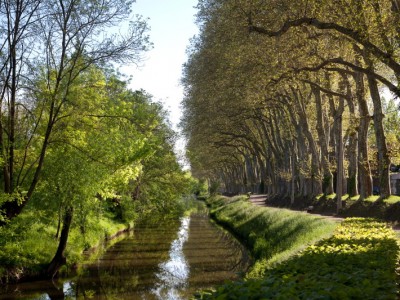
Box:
[197,196,399,299]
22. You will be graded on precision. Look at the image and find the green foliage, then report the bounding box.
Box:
[192,177,209,197]
[364,195,381,202]
[182,0,400,208]
[383,98,400,165]
[64,215,127,269]
[209,181,220,196]
[0,0,197,282]
[118,195,138,222]
[0,192,25,223]
[0,204,129,281]
[196,217,399,299]
[34,66,193,220]
[0,211,57,276]
[0,66,196,279]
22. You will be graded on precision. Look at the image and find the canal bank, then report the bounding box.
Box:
[0,202,249,299]
[198,195,399,299]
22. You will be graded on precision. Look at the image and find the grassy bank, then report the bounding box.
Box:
[206,195,337,278]
[0,210,130,283]
[0,197,198,284]
[198,196,399,299]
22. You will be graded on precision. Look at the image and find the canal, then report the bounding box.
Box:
[0,209,249,299]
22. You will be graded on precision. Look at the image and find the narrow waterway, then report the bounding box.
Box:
[0,211,249,299]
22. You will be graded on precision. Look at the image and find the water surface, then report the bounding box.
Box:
[0,212,248,299]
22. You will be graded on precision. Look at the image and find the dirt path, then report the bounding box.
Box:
[248,194,344,223]
[248,194,268,207]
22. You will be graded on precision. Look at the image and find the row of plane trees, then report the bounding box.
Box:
[181,0,400,210]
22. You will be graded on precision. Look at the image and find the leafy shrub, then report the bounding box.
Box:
[0,211,57,280]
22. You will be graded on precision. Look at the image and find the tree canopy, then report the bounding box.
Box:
[0,0,195,277]
[181,0,400,209]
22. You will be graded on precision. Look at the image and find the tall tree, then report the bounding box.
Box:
[181,0,399,211]
[0,0,150,222]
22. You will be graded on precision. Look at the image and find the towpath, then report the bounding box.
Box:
[248,194,344,223]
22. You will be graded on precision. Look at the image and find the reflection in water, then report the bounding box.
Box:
[184,213,249,288]
[74,217,182,299]
[63,282,73,297]
[0,210,249,300]
[152,217,190,299]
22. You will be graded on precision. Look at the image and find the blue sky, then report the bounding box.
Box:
[124,0,199,129]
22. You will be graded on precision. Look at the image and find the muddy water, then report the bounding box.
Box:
[0,212,249,299]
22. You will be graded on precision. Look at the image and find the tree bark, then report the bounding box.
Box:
[292,87,322,196]
[335,96,345,213]
[47,206,73,278]
[312,85,334,194]
[290,140,297,205]
[352,69,373,199]
[339,72,359,197]
[346,123,359,197]
[366,74,391,198]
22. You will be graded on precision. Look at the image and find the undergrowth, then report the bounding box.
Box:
[0,209,128,282]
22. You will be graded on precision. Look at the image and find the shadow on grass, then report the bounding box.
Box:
[210,199,336,266]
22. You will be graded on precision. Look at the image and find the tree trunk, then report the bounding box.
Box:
[292,87,322,196]
[335,97,345,213]
[296,127,309,198]
[312,86,334,194]
[47,206,73,278]
[1,104,55,223]
[353,72,373,199]
[336,115,344,213]
[346,126,359,197]
[340,73,359,197]
[328,91,346,203]
[55,205,62,239]
[290,140,297,205]
[366,74,391,198]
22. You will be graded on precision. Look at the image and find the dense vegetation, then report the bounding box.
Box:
[199,196,399,299]
[0,0,196,280]
[181,0,400,211]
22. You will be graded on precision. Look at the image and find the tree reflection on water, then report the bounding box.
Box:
[0,211,249,300]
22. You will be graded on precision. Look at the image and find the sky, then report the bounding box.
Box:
[122,0,199,131]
